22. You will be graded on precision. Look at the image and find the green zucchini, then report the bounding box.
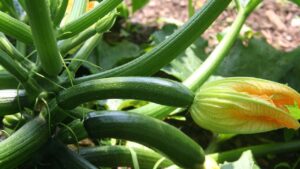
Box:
[0,117,49,169]
[49,140,98,169]
[79,146,173,169]
[0,90,30,116]
[57,77,194,109]
[84,111,205,169]
[71,0,231,84]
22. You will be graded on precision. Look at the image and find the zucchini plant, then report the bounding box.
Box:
[0,0,300,169]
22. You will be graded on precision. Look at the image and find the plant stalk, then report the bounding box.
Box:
[25,0,63,76]
[57,0,122,39]
[0,11,32,43]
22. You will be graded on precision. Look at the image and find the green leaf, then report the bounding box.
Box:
[131,0,149,13]
[215,38,298,81]
[86,40,141,73]
[220,150,260,169]
[150,24,208,81]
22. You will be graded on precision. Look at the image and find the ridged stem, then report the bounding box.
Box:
[61,33,102,79]
[59,26,97,56]
[183,10,247,91]
[57,0,122,39]
[25,0,63,76]
[53,0,69,27]
[0,49,28,83]
[0,11,32,43]
[0,33,35,69]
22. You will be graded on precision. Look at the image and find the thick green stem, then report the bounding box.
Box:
[0,117,49,169]
[59,27,97,56]
[0,33,35,69]
[57,0,122,39]
[0,50,28,83]
[0,11,32,43]
[209,140,300,163]
[131,8,248,119]
[53,0,69,27]
[25,0,63,76]
[183,10,247,91]
[69,0,231,85]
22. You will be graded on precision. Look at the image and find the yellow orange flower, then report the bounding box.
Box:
[190,77,300,134]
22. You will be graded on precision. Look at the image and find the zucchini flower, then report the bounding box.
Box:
[190,77,300,134]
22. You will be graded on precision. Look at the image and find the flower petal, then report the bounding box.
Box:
[200,77,300,110]
[191,80,300,134]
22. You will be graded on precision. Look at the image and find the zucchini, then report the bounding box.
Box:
[79,145,173,169]
[57,77,194,109]
[0,117,49,169]
[84,111,205,169]
[49,140,98,169]
[0,90,29,116]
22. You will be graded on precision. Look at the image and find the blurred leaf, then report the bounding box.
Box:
[150,24,208,81]
[220,150,260,169]
[214,38,299,81]
[86,40,141,73]
[290,0,300,7]
[131,0,149,13]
